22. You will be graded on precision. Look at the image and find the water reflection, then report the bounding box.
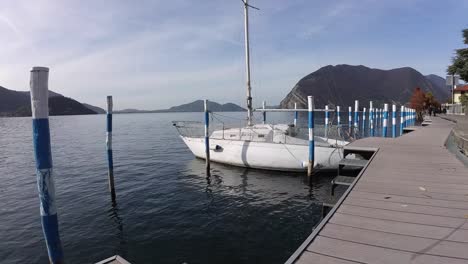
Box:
[184,158,338,207]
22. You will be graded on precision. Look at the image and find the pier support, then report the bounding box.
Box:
[336,106,341,126]
[362,107,366,132]
[30,67,64,264]
[400,105,404,135]
[369,101,374,137]
[106,96,116,202]
[325,105,329,138]
[348,106,352,132]
[354,100,359,131]
[262,100,266,124]
[307,96,315,177]
[294,102,298,127]
[392,104,396,138]
[382,104,388,137]
[204,100,211,173]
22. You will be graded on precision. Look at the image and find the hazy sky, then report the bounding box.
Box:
[1,0,467,110]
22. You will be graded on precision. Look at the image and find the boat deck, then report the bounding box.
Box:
[287,117,468,264]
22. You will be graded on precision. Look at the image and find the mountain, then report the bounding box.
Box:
[83,103,106,114]
[280,65,451,109]
[166,100,245,112]
[115,100,246,113]
[0,86,98,117]
[425,74,448,93]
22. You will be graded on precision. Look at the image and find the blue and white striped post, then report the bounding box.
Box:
[354,100,359,131]
[403,107,407,128]
[307,96,315,178]
[392,104,396,138]
[348,106,352,132]
[400,105,404,135]
[325,105,329,138]
[336,106,341,126]
[362,107,366,132]
[204,100,210,173]
[382,104,388,137]
[262,100,266,124]
[30,67,64,264]
[294,102,298,127]
[106,96,116,202]
[369,101,374,137]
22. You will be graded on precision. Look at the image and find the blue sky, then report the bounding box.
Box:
[0,0,467,110]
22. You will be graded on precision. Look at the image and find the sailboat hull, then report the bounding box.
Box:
[181,136,343,171]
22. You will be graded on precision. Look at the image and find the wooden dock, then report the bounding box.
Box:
[287,117,468,264]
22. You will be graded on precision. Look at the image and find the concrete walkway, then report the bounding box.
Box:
[287,117,468,264]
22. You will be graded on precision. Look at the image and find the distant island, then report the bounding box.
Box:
[0,85,245,117]
[0,86,101,117]
[115,100,246,113]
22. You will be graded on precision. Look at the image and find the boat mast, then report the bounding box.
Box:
[243,0,253,126]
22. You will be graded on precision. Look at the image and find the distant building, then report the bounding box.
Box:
[454,84,468,103]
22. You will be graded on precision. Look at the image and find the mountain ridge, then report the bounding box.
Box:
[280,64,449,109]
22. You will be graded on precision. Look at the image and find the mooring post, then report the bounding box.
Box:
[106,96,116,202]
[307,96,315,178]
[294,102,298,127]
[400,105,404,135]
[262,100,266,124]
[204,100,211,173]
[30,67,65,264]
[336,106,341,126]
[392,104,396,138]
[369,101,374,137]
[362,107,366,132]
[348,106,352,132]
[404,107,408,128]
[382,104,388,137]
[354,100,359,131]
[325,105,329,138]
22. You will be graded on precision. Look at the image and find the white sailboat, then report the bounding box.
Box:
[174,0,348,171]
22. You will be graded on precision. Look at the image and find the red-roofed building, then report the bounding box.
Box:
[454,84,468,103]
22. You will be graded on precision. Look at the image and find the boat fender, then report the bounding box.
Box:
[210,145,223,152]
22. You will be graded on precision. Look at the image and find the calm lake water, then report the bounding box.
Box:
[0,112,350,264]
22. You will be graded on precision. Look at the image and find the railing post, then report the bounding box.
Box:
[400,105,404,135]
[106,96,116,202]
[294,102,298,127]
[262,100,266,124]
[369,101,374,137]
[362,107,366,132]
[204,100,210,173]
[348,106,352,132]
[325,105,329,138]
[307,96,315,178]
[354,100,359,131]
[30,67,65,264]
[382,104,388,137]
[336,106,341,126]
[392,104,396,138]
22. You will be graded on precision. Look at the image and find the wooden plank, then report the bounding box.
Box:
[354,181,468,195]
[337,204,468,229]
[329,213,468,242]
[354,185,468,202]
[360,178,468,191]
[320,223,468,259]
[295,251,361,264]
[344,197,468,219]
[350,191,468,210]
[308,236,467,264]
